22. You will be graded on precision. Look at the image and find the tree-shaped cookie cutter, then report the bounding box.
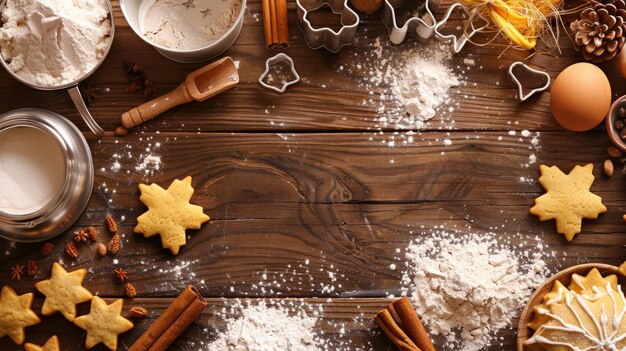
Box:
[296,0,360,52]
[507,61,551,102]
[258,53,301,94]
[434,2,489,53]
[381,0,437,44]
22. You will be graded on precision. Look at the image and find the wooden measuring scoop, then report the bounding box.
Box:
[119,56,239,131]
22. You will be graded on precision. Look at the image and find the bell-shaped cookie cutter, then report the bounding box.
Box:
[296,0,360,52]
[381,0,437,44]
[507,61,551,102]
[258,53,301,94]
[434,3,489,53]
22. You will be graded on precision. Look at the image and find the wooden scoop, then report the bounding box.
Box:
[120,56,239,130]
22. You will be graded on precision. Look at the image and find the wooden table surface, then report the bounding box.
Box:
[1,1,626,350]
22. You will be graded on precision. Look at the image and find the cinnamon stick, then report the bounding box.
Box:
[375,297,436,351]
[129,285,207,351]
[262,0,289,49]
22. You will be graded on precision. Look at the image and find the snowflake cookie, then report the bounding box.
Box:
[530,164,606,241]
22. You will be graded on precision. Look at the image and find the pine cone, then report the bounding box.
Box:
[570,0,626,62]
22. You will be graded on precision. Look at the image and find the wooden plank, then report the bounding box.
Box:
[0,1,622,133]
[0,297,396,351]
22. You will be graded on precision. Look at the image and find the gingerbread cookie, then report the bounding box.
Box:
[134,176,210,254]
[25,335,60,351]
[526,269,626,350]
[0,286,41,344]
[530,164,606,241]
[74,297,133,350]
[34,262,93,321]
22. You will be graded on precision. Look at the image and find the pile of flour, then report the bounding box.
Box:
[142,0,242,50]
[401,231,550,351]
[207,301,320,350]
[0,0,111,86]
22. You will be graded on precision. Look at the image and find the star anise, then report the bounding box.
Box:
[113,268,129,283]
[74,230,90,243]
[10,264,24,281]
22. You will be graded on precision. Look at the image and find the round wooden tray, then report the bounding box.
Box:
[516,263,626,351]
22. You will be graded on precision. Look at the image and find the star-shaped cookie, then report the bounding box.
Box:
[568,267,618,294]
[25,335,60,351]
[530,164,606,241]
[527,280,567,330]
[74,297,133,350]
[134,176,210,254]
[0,286,41,344]
[34,262,93,321]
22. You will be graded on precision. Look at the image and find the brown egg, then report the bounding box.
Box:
[550,62,611,131]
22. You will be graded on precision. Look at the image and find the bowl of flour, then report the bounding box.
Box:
[0,0,115,136]
[120,0,246,62]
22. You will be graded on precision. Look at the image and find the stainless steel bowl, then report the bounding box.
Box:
[0,109,94,242]
[0,0,116,137]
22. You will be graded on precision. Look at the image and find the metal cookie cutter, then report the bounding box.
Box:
[258,53,301,94]
[434,3,489,53]
[381,0,437,44]
[296,0,360,52]
[507,61,551,102]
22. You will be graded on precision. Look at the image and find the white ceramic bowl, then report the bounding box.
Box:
[120,0,246,63]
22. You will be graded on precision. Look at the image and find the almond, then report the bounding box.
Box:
[97,243,108,257]
[604,159,614,177]
[129,306,147,318]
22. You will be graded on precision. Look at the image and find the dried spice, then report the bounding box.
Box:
[105,215,118,234]
[113,268,129,283]
[40,242,54,257]
[129,306,148,319]
[125,283,137,298]
[10,264,24,281]
[74,230,89,243]
[81,81,105,105]
[97,243,108,257]
[127,81,142,93]
[27,260,37,277]
[122,60,156,98]
[65,242,79,259]
[107,234,120,254]
[87,227,98,241]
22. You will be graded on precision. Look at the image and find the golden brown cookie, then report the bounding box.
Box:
[525,271,626,350]
[568,267,617,294]
[527,280,568,331]
[34,262,93,321]
[0,286,41,345]
[530,164,606,241]
[73,297,133,350]
[134,176,210,254]
[24,335,60,351]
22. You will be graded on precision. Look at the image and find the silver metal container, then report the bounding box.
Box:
[0,109,94,242]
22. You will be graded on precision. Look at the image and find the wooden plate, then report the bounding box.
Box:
[516,263,626,351]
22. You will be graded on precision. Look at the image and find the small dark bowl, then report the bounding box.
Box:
[607,95,626,152]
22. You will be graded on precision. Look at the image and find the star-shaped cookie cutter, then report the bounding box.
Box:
[381,0,437,44]
[507,61,551,102]
[258,53,301,94]
[296,0,360,52]
[434,2,489,53]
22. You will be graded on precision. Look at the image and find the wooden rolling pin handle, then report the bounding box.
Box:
[121,83,193,129]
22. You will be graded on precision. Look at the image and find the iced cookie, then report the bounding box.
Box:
[25,335,60,351]
[0,286,41,344]
[74,297,133,350]
[526,270,626,350]
[530,164,606,241]
[134,176,210,254]
[34,262,93,321]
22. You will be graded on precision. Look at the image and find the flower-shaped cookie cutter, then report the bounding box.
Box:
[258,53,301,94]
[434,2,489,53]
[381,0,437,44]
[507,61,551,102]
[296,0,360,52]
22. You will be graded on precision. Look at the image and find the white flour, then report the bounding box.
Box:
[141,0,242,50]
[401,231,550,351]
[0,127,65,215]
[0,0,111,86]
[207,301,320,351]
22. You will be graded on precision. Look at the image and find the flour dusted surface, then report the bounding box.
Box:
[402,231,550,351]
[0,0,111,86]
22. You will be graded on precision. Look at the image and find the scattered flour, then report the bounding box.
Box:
[402,230,551,351]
